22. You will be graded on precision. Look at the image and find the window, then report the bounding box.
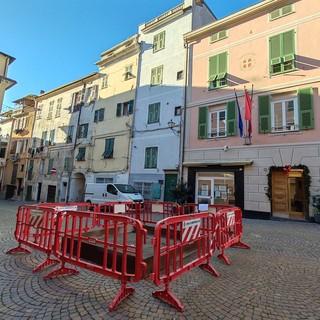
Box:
[198,101,237,139]
[210,30,227,43]
[174,106,181,116]
[101,74,108,89]
[177,71,183,80]
[269,30,295,75]
[72,89,85,112]
[76,147,86,161]
[94,108,105,122]
[49,130,55,145]
[27,160,34,181]
[148,102,160,124]
[151,65,163,86]
[64,157,71,171]
[124,64,133,80]
[77,124,88,139]
[67,125,74,143]
[0,147,5,158]
[145,147,158,169]
[209,110,226,138]
[134,182,152,200]
[47,158,54,174]
[153,31,165,52]
[41,131,48,146]
[55,98,62,117]
[36,105,42,119]
[270,4,293,20]
[258,88,314,133]
[88,85,98,102]
[102,138,114,159]
[116,100,134,117]
[208,52,227,89]
[48,101,54,119]
[96,177,113,183]
[271,99,298,132]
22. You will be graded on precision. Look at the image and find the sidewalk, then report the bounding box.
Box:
[0,200,319,319]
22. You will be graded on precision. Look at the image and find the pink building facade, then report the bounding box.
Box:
[183,0,320,220]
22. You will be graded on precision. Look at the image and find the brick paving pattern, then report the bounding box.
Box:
[0,200,319,319]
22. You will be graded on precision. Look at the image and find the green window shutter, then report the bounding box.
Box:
[227,100,236,136]
[218,52,227,74]
[128,100,134,114]
[94,110,98,122]
[282,29,295,59]
[151,68,156,85]
[258,95,271,133]
[298,88,314,129]
[208,56,218,81]
[103,138,114,158]
[270,34,281,66]
[198,106,208,139]
[116,103,122,117]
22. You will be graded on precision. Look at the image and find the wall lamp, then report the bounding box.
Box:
[167,119,181,136]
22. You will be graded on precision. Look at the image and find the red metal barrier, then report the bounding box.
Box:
[6,204,95,273]
[208,204,231,214]
[150,212,219,312]
[140,201,180,226]
[215,207,250,265]
[180,203,199,215]
[45,210,147,312]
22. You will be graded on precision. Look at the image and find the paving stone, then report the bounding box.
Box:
[0,200,320,319]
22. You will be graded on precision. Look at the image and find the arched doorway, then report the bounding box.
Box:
[70,172,86,202]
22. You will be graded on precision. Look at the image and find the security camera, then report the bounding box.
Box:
[223,146,229,151]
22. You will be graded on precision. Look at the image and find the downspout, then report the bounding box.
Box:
[66,81,86,202]
[180,39,190,182]
[127,38,142,184]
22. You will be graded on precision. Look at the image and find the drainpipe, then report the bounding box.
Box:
[179,39,190,182]
[65,81,86,203]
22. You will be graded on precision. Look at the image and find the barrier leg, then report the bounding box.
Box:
[108,281,135,312]
[6,243,31,255]
[199,260,219,277]
[217,249,231,266]
[32,254,60,273]
[44,261,79,279]
[231,241,251,249]
[152,284,185,312]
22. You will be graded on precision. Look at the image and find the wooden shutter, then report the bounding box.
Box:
[116,103,122,117]
[198,106,208,139]
[128,100,134,114]
[282,30,295,61]
[258,95,271,133]
[208,55,218,81]
[227,100,236,136]
[270,34,281,66]
[298,88,314,129]
[218,52,227,74]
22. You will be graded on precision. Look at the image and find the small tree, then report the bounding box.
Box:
[171,182,193,205]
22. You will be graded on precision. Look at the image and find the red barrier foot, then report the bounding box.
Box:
[6,244,31,254]
[231,241,251,249]
[32,257,60,273]
[217,252,231,265]
[108,282,135,312]
[152,285,184,312]
[199,261,219,277]
[44,263,79,279]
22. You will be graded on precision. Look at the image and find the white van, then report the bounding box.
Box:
[84,183,143,204]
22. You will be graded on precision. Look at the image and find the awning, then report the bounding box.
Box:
[183,160,253,167]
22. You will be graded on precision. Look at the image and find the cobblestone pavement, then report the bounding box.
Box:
[0,200,319,320]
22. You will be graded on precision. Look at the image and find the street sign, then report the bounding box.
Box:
[51,167,57,174]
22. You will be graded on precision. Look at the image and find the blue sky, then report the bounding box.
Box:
[2,0,260,110]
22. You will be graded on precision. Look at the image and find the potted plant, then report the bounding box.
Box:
[171,182,193,205]
[313,196,320,223]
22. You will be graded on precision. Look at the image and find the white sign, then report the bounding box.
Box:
[182,218,201,243]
